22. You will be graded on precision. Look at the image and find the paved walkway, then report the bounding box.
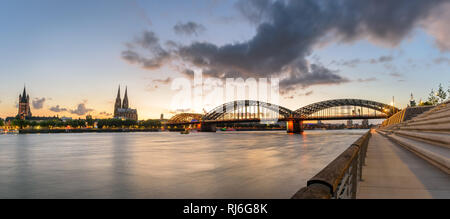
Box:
[357,131,450,199]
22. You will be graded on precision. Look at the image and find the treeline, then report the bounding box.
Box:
[419,83,449,106]
[97,119,161,128]
[6,118,161,129]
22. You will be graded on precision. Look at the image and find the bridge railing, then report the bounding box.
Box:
[291,130,371,199]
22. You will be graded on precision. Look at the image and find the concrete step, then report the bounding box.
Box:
[410,105,448,120]
[407,109,450,124]
[406,116,450,127]
[386,134,450,174]
[395,130,450,149]
[399,123,450,132]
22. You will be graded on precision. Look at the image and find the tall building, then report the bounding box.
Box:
[113,86,138,120]
[409,93,416,107]
[18,86,32,119]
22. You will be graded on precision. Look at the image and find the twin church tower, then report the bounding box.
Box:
[113,86,138,120]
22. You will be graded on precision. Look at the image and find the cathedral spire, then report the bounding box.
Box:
[21,85,28,103]
[116,85,121,100]
[114,85,122,117]
[122,86,129,109]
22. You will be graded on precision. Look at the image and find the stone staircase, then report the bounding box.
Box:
[378,101,450,174]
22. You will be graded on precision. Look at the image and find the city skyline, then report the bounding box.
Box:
[1,0,450,120]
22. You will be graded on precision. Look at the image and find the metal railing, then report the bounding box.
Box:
[291,130,372,199]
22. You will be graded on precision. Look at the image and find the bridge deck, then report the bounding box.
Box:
[357,131,450,199]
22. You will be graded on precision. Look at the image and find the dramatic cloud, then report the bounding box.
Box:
[122,31,171,70]
[49,105,68,112]
[235,0,272,24]
[123,0,449,93]
[70,103,93,116]
[173,22,205,36]
[280,64,350,91]
[32,97,46,109]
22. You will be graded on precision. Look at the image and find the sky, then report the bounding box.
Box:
[1,0,449,120]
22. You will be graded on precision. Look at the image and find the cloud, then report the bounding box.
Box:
[235,0,272,24]
[338,59,362,68]
[335,56,394,68]
[121,31,171,70]
[123,0,448,92]
[389,73,403,78]
[99,111,112,116]
[304,91,313,96]
[153,77,172,85]
[423,2,450,51]
[70,103,94,116]
[434,57,450,65]
[32,97,46,109]
[280,64,350,91]
[357,77,377,82]
[283,90,313,99]
[49,105,68,112]
[173,22,206,36]
[369,56,393,64]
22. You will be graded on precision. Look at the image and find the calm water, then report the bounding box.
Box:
[0,130,367,198]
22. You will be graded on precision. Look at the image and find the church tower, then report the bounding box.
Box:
[18,86,32,119]
[114,86,122,117]
[122,86,129,109]
[112,85,138,120]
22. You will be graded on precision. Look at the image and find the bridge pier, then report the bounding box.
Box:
[286,119,303,134]
[200,123,216,132]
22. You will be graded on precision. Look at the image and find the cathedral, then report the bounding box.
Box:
[18,86,32,119]
[113,86,138,120]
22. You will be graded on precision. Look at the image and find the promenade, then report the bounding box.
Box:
[357,131,450,199]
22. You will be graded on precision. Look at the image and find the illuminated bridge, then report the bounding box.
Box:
[167,99,399,133]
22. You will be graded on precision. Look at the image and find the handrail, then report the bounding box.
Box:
[292,130,372,199]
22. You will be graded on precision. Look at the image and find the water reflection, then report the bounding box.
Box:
[0,130,366,198]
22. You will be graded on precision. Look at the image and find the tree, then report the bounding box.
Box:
[11,119,29,129]
[436,83,447,103]
[86,117,95,127]
[427,89,439,105]
[447,85,450,100]
[0,119,4,127]
[30,121,38,127]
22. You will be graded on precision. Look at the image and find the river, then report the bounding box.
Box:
[0,130,367,198]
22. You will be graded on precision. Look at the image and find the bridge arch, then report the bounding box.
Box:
[203,100,294,120]
[168,113,203,124]
[294,99,399,117]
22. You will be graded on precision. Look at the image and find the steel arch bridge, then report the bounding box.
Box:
[294,98,399,120]
[167,98,399,125]
[202,100,294,121]
[167,113,203,124]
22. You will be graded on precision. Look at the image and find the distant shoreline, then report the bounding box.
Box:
[17,128,160,134]
[7,127,370,134]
